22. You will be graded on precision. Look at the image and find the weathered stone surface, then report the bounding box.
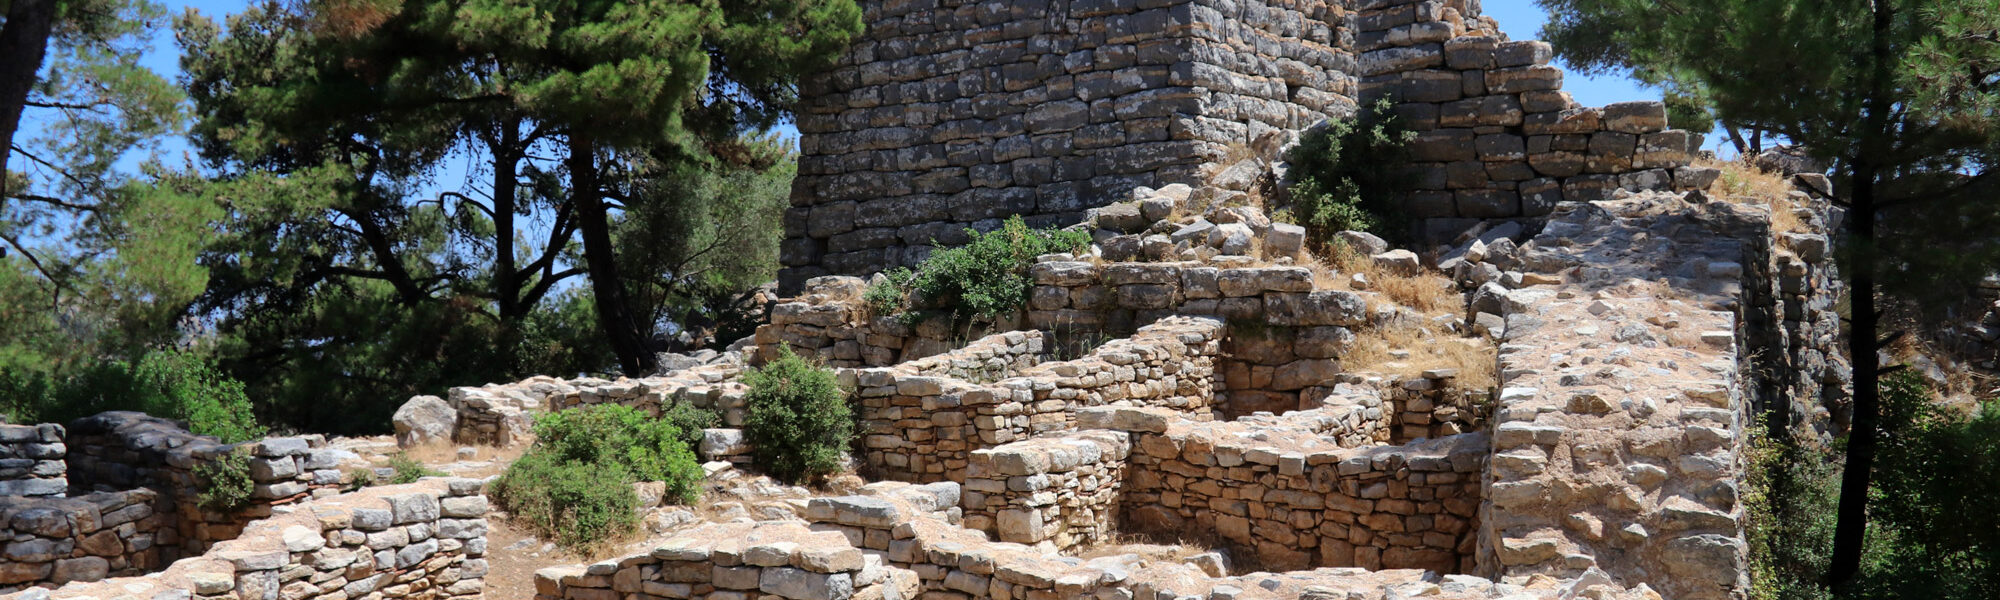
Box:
[393,395,458,448]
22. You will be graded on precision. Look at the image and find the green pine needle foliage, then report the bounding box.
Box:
[743,347,853,484]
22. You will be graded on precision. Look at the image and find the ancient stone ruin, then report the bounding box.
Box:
[777,0,1718,293]
[0,413,490,599]
[4,2,1854,600]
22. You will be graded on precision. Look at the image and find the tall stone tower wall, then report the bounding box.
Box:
[784,0,1363,291]
[782,0,1711,291]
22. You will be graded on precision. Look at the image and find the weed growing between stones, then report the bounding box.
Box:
[491,404,704,552]
[1280,98,1416,245]
[194,448,255,512]
[743,347,854,484]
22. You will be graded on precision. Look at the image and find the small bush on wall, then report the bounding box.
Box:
[195,448,256,512]
[743,347,853,484]
[866,215,1089,324]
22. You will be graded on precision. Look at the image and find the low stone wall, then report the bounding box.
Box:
[1379,370,1491,442]
[37,478,486,600]
[0,489,162,590]
[1088,406,1485,574]
[63,412,370,561]
[541,480,1665,600]
[851,317,1221,483]
[535,521,910,600]
[0,423,66,497]
[961,430,1130,552]
[764,260,1378,420]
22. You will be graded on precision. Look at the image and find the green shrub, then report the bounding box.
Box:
[743,347,852,484]
[895,215,1088,322]
[491,452,638,551]
[133,350,265,443]
[490,404,705,552]
[864,268,914,317]
[1847,372,2000,599]
[194,448,256,513]
[1285,98,1416,244]
[1744,430,1839,600]
[660,400,720,453]
[386,453,443,485]
[2,349,263,443]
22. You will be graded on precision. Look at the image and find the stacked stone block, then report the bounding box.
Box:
[34,478,486,600]
[1090,406,1486,574]
[1025,259,1369,417]
[0,424,67,498]
[961,430,1130,551]
[0,489,161,590]
[1353,0,1716,225]
[781,0,1360,291]
[852,317,1220,483]
[528,516,912,596]
[1378,370,1491,442]
[63,412,370,561]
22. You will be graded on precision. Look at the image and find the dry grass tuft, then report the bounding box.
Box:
[1700,157,1810,238]
[1307,241,1458,314]
[1342,321,1497,392]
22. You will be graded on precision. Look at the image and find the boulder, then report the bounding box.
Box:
[1371,249,1422,277]
[392,396,457,449]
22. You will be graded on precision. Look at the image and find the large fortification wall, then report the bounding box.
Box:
[783,0,1360,290]
[780,0,1713,291]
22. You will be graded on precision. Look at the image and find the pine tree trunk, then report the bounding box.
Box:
[1828,1,1895,586]
[570,133,658,376]
[0,0,58,200]
[494,124,522,321]
[1828,167,1879,586]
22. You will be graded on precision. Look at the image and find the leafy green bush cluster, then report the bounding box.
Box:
[1745,431,1840,600]
[744,348,853,484]
[2,349,263,443]
[491,404,704,551]
[1746,372,2000,600]
[868,216,1089,322]
[1282,98,1416,244]
[194,449,256,512]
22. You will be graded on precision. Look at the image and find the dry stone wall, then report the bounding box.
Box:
[961,430,1129,551]
[851,317,1221,483]
[0,489,162,590]
[538,478,1667,600]
[0,424,67,498]
[1354,0,1717,228]
[784,0,1721,284]
[29,478,487,600]
[62,413,370,562]
[1086,406,1485,574]
[782,0,1360,291]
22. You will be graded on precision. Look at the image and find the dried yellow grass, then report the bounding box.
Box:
[1308,241,1458,314]
[1700,157,1809,238]
[1342,321,1497,392]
